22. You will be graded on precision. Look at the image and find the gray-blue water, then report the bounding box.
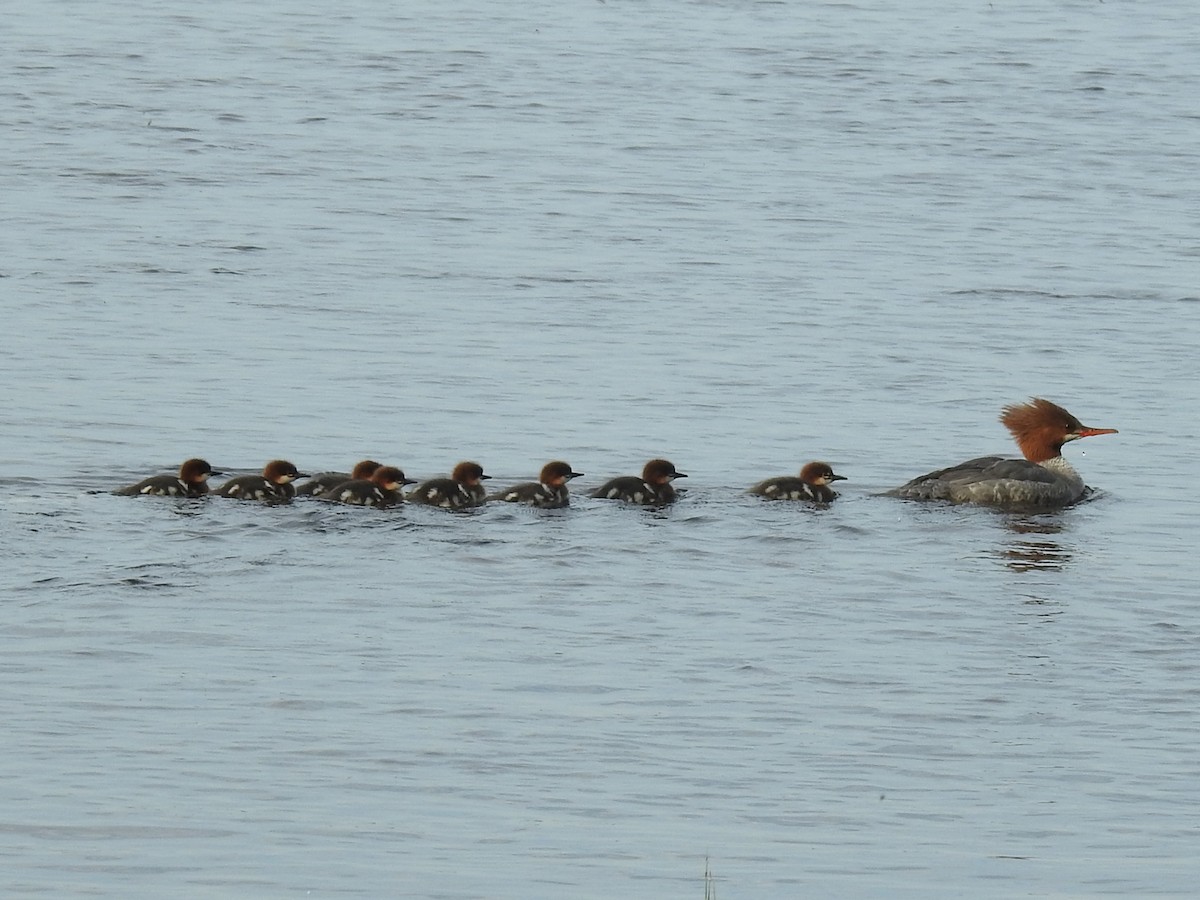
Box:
[4,1,1199,896]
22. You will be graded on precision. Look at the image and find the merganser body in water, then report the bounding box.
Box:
[115,458,221,498]
[321,466,416,507]
[750,461,846,502]
[215,460,307,502]
[408,461,491,509]
[888,398,1117,508]
[489,461,583,509]
[590,459,686,505]
[296,459,382,497]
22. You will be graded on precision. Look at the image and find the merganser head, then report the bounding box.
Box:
[643,458,686,484]
[372,466,416,490]
[799,461,847,486]
[350,459,383,480]
[263,459,305,484]
[1000,398,1118,463]
[451,461,490,486]
[179,458,219,484]
[539,460,582,487]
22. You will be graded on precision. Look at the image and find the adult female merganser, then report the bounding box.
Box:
[749,461,846,502]
[489,461,583,508]
[888,398,1117,508]
[408,461,491,509]
[321,466,416,507]
[115,458,221,498]
[296,459,382,497]
[590,459,686,505]
[215,460,307,502]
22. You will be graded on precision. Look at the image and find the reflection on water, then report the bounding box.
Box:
[998,515,1072,572]
[1018,594,1067,624]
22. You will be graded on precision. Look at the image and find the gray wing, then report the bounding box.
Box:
[889,455,1058,501]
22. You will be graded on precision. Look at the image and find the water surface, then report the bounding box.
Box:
[3,0,1199,896]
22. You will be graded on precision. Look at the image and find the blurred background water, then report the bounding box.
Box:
[3,0,1199,896]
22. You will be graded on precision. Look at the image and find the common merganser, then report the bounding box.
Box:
[490,461,583,508]
[115,458,221,498]
[408,461,491,509]
[750,461,846,502]
[888,398,1117,508]
[321,466,416,507]
[590,458,687,505]
[296,459,382,497]
[215,460,307,502]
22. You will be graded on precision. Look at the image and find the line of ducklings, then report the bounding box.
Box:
[115,457,846,509]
